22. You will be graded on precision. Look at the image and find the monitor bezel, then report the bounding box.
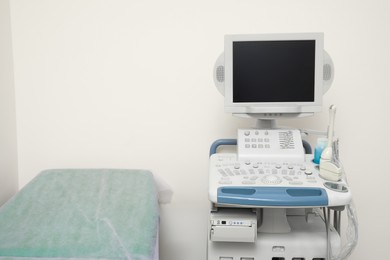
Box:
[224,33,324,117]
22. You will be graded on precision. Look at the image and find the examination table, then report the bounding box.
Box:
[0,169,160,259]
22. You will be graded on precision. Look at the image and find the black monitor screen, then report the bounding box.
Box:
[233,40,316,103]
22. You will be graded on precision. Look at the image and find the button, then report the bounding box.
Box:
[264,130,269,135]
[264,175,278,181]
[245,138,250,142]
[219,257,233,260]
[249,169,255,174]
[258,138,263,142]
[240,169,247,175]
[218,169,226,175]
[225,169,234,176]
[244,131,250,136]
[252,144,257,148]
[275,164,281,169]
[219,180,232,184]
[288,165,294,169]
[265,144,270,148]
[258,144,264,148]
[300,165,306,171]
[234,163,240,169]
[253,163,259,169]
[242,180,255,185]
[251,138,256,142]
[264,138,269,142]
[272,246,285,252]
[255,131,259,135]
[289,181,303,185]
[262,175,282,185]
[245,161,251,165]
[305,170,313,175]
[245,144,250,148]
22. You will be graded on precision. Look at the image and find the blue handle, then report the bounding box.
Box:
[217,186,328,207]
[209,139,237,157]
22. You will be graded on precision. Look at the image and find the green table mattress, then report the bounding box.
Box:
[0,169,159,260]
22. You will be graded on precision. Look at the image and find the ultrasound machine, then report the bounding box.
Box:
[207,33,358,260]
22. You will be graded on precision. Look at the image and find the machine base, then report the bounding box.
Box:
[207,209,340,260]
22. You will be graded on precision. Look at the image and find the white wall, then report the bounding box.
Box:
[0,0,18,206]
[9,0,390,259]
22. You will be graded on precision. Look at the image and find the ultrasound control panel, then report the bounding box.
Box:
[209,153,351,207]
[237,129,305,163]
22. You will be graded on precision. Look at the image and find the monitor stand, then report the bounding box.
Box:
[255,118,291,236]
[256,119,277,129]
[257,208,291,233]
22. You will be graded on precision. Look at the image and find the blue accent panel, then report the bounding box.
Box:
[220,188,256,195]
[209,139,237,157]
[217,186,328,207]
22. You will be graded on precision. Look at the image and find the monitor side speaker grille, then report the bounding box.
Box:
[216,65,225,83]
[213,52,225,96]
[323,63,332,81]
[322,50,334,94]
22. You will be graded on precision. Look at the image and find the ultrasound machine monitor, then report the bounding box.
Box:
[222,33,325,118]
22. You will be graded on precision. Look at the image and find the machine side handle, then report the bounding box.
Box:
[209,139,237,157]
[302,140,312,154]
